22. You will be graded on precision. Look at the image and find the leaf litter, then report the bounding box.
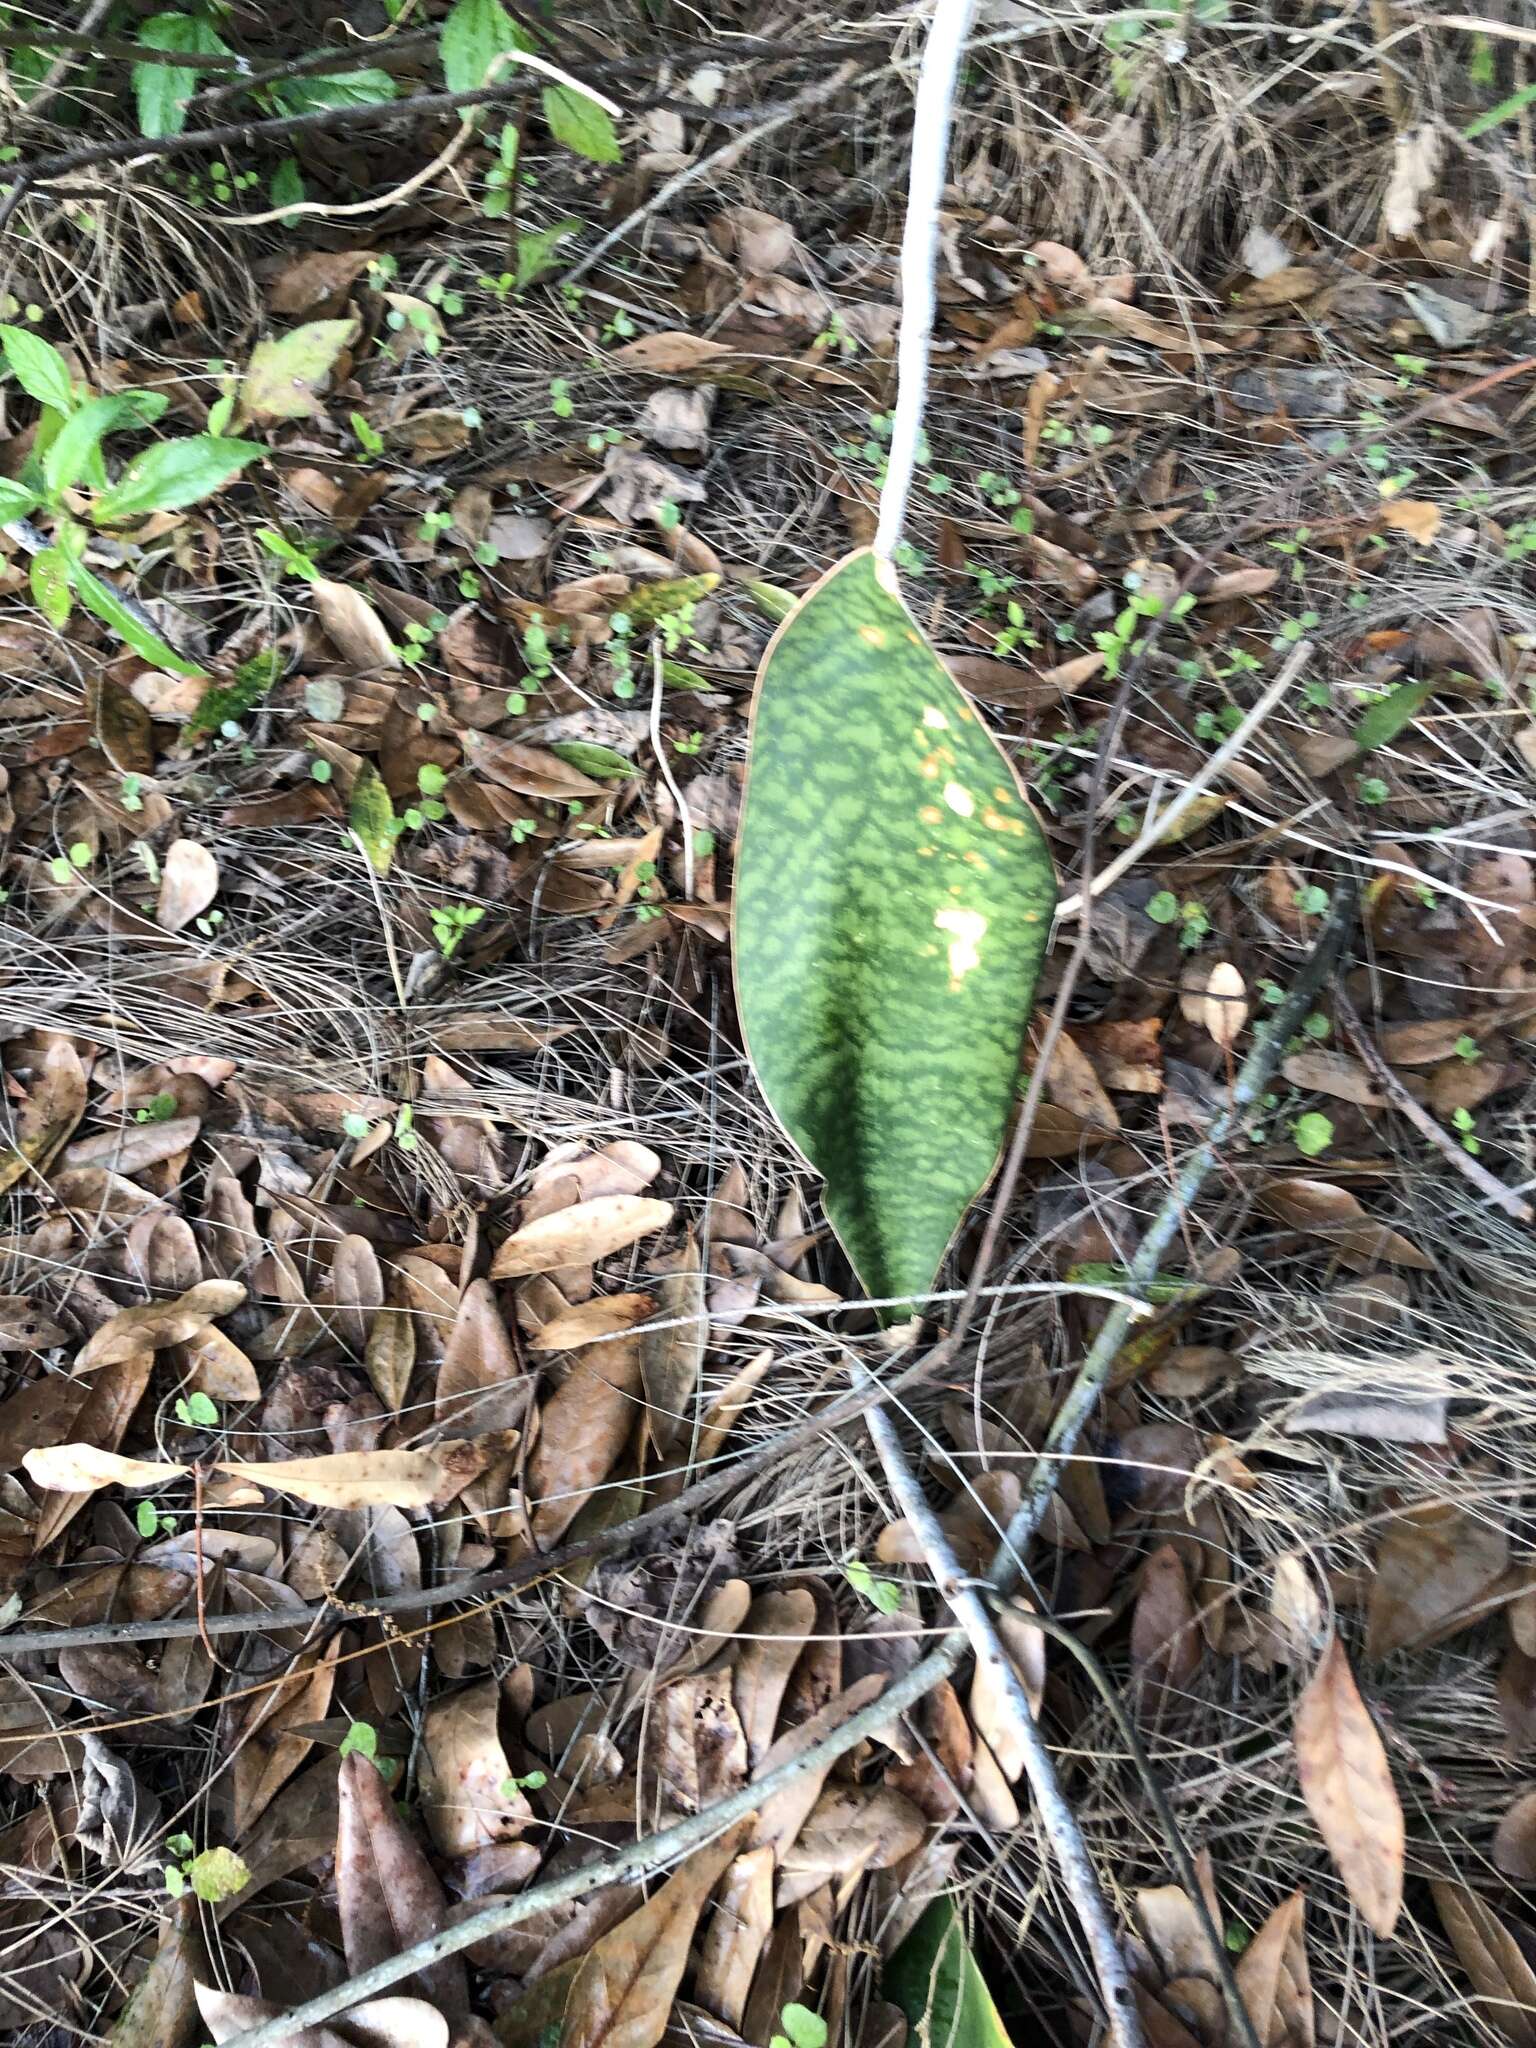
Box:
[1,15,1536,2048]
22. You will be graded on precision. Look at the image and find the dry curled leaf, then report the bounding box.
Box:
[1432,1880,1536,2048]
[77,1279,246,1371]
[1293,1635,1403,1937]
[490,1195,674,1277]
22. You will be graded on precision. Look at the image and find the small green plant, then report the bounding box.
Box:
[499,1767,549,1797]
[162,1837,250,1903]
[1451,1106,1481,1155]
[135,1497,176,1539]
[430,901,485,959]
[770,2006,828,2048]
[173,1390,219,1429]
[1146,891,1210,951]
[0,327,262,674]
[134,1091,179,1124]
[1292,1111,1334,1157]
[1453,1034,1481,1063]
[1293,883,1330,918]
[843,1557,904,1615]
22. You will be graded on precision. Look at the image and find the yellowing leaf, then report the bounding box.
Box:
[489,1194,673,1277]
[1294,1635,1403,1937]
[241,319,358,421]
[735,549,1056,1310]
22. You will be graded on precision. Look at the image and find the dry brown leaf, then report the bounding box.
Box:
[694,1845,774,2029]
[420,1676,532,1858]
[1366,1501,1509,1658]
[31,1348,156,1552]
[219,1443,481,1510]
[181,1325,261,1403]
[197,1985,446,2048]
[527,1335,642,1543]
[749,1674,887,1855]
[491,1196,674,1277]
[436,1278,529,1435]
[641,1235,704,1456]
[776,1781,926,1904]
[1494,1789,1536,1882]
[1043,1030,1119,1130]
[529,1293,655,1351]
[312,578,400,669]
[1270,1556,1326,1664]
[608,331,737,375]
[1293,1635,1403,1937]
[1257,1180,1434,1271]
[1236,1889,1314,2047]
[77,1279,246,1371]
[640,1671,747,1813]
[1131,1544,1203,1726]
[155,840,219,933]
[1432,1880,1536,2048]
[731,1586,816,1767]
[365,1303,416,1413]
[1179,960,1248,1051]
[562,1824,748,2048]
[24,1443,178,1495]
[337,1750,467,2021]
[228,1637,340,1836]
[0,1038,87,1195]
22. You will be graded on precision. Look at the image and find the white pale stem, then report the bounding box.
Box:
[872,0,980,563]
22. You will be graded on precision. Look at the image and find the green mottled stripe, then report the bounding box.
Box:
[734,548,1057,1311]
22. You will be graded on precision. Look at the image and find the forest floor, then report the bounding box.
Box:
[3,5,1536,2048]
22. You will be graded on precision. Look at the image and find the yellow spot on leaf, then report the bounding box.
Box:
[934,907,987,988]
[858,623,888,648]
[983,808,1026,836]
[919,756,941,780]
[963,850,987,869]
[992,787,1013,804]
[943,782,975,818]
[922,707,949,731]
[919,805,943,827]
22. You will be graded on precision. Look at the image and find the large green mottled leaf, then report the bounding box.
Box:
[734,549,1056,1311]
[885,1899,1014,2048]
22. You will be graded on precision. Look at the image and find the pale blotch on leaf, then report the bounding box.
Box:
[857,623,889,648]
[934,907,987,988]
[922,706,949,730]
[943,781,975,818]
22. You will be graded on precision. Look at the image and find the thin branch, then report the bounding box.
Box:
[855,1365,1144,2048]
[873,0,980,562]
[1334,983,1533,1223]
[987,882,1358,1587]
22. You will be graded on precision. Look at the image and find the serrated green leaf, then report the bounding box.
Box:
[44,392,169,496]
[133,11,230,139]
[185,1846,249,1903]
[1350,678,1435,754]
[241,320,358,422]
[735,549,1056,1311]
[0,476,40,522]
[0,325,75,412]
[541,84,620,163]
[627,572,719,627]
[349,762,396,875]
[94,435,263,523]
[70,561,204,676]
[513,219,580,292]
[885,1900,1013,2048]
[31,546,72,629]
[548,740,634,780]
[440,0,532,94]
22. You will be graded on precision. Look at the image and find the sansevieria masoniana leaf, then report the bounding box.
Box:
[734,549,1056,1311]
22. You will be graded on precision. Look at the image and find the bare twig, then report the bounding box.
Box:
[854,1364,1144,2048]
[1334,984,1533,1224]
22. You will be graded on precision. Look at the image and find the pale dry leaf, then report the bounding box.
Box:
[490,1195,674,1277]
[77,1279,246,1371]
[731,1586,816,1768]
[156,840,219,933]
[196,1985,447,2048]
[312,578,400,670]
[24,1443,184,1494]
[229,1637,340,1836]
[181,1325,261,1403]
[1383,123,1442,240]
[967,1596,1045,1780]
[1293,1635,1403,1937]
[0,1037,87,1195]
[1235,1889,1313,2048]
[1179,959,1248,1051]
[749,1674,887,1855]
[1381,499,1441,547]
[1494,1790,1536,1882]
[365,1304,416,1414]
[1270,1556,1326,1663]
[1431,1880,1536,2048]
[337,1751,467,2020]
[420,1677,532,1858]
[1366,1501,1509,1658]
[217,1443,480,1510]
